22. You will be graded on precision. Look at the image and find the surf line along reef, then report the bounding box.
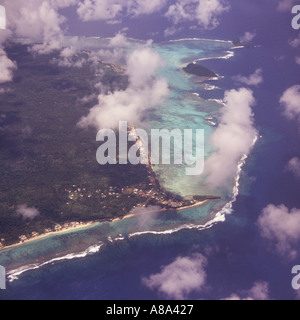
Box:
[0,121,220,252]
[0,43,222,250]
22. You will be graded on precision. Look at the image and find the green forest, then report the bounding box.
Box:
[0,43,158,245]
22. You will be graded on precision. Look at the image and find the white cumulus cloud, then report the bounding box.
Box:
[224,282,270,300]
[204,88,257,192]
[280,85,300,121]
[16,204,40,220]
[3,0,72,54]
[142,253,207,299]
[233,68,263,87]
[257,204,300,260]
[77,0,168,22]
[277,0,297,12]
[0,48,17,83]
[289,34,300,48]
[240,31,256,43]
[78,45,169,130]
[165,0,229,29]
[286,157,300,179]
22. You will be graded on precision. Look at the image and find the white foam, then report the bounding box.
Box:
[7,243,104,282]
[169,38,231,44]
[6,136,257,282]
[203,84,220,91]
[128,135,259,240]
[194,51,234,63]
[208,98,226,106]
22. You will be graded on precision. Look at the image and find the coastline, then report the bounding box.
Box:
[0,39,225,258]
[4,198,224,283]
[175,200,209,211]
[0,221,99,253]
[0,200,211,253]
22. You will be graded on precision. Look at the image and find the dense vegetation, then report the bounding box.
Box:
[0,43,156,245]
[183,63,217,78]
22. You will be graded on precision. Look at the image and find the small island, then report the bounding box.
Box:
[183,63,217,78]
[232,39,256,48]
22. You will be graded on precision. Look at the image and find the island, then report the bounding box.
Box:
[183,63,217,78]
[0,43,220,250]
[232,39,256,48]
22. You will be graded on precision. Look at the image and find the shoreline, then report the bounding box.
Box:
[175,200,209,211]
[0,200,211,253]
[0,221,99,253]
[4,199,219,282]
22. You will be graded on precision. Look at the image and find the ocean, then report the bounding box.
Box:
[0,36,299,300]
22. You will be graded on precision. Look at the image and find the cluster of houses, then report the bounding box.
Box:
[65,183,186,209]
[17,222,85,244]
[65,185,125,203]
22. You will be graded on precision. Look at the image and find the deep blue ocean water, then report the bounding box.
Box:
[0,30,300,300]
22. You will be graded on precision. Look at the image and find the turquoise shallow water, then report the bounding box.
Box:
[0,38,238,283]
[149,39,233,196]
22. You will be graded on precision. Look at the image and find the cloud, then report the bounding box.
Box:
[21,125,33,138]
[240,31,256,43]
[92,32,130,65]
[52,32,130,70]
[280,85,300,121]
[277,0,296,12]
[0,5,6,30]
[224,282,270,300]
[130,206,161,229]
[0,88,10,94]
[77,0,167,22]
[0,113,7,132]
[165,0,229,29]
[109,32,129,48]
[289,33,300,48]
[78,44,169,130]
[51,38,89,68]
[3,0,72,54]
[76,0,229,30]
[77,0,123,22]
[128,0,168,17]
[164,26,184,38]
[296,56,300,65]
[16,204,40,220]
[0,0,230,78]
[0,1,79,82]
[204,88,257,191]
[0,48,17,83]
[257,204,300,259]
[286,157,300,178]
[142,253,207,299]
[52,32,129,70]
[233,68,263,87]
